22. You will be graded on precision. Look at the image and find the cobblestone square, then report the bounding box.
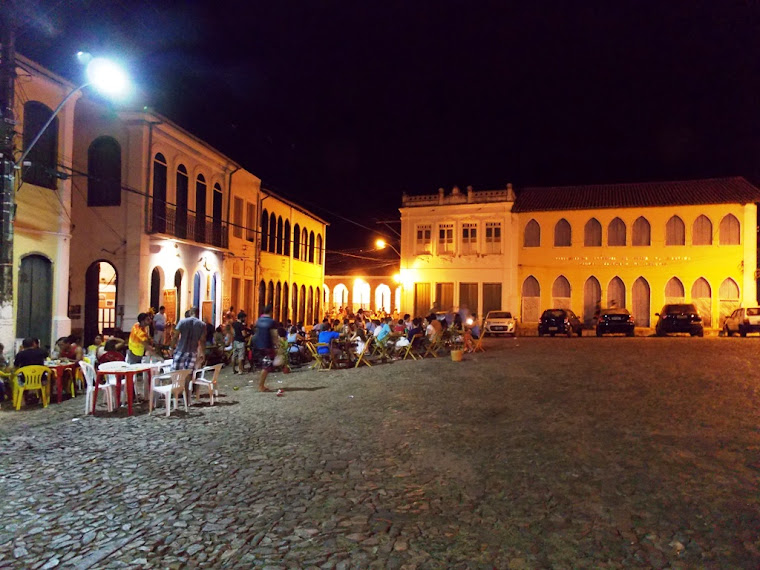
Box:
[2,337,760,568]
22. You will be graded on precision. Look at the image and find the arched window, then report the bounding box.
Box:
[268,213,277,252]
[258,280,266,317]
[302,228,309,256]
[267,280,274,308]
[524,219,540,247]
[293,223,300,259]
[23,101,58,189]
[87,136,121,206]
[692,215,712,245]
[608,217,626,246]
[212,183,223,247]
[316,234,323,264]
[584,218,601,247]
[692,277,712,327]
[284,220,291,256]
[292,283,299,323]
[276,216,284,254]
[719,214,740,245]
[552,275,571,309]
[719,278,739,300]
[299,285,306,323]
[274,281,282,321]
[175,165,188,239]
[260,209,269,251]
[307,286,314,324]
[665,215,685,246]
[554,219,571,247]
[583,277,601,326]
[282,282,289,322]
[195,174,206,242]
[632,217,650,246]
[151,153,168,233]
[309,231,315,263]
[608,276,626,308]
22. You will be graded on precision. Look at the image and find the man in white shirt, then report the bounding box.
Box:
[153,305,167,344]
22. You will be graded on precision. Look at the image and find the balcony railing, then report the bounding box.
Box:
[147,202,228,249]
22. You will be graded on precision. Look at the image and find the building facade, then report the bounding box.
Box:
[398,185,520,319]
[4,55,79,351]
[399,178,760,330]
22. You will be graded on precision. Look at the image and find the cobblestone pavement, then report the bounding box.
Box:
[2,336,760,569]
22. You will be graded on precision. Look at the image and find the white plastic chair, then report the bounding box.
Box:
[191,364,222,405]
[97,361,130,401]
[79,361,115,414]
[149,369,192,417]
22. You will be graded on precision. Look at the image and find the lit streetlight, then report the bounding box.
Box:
[375,238,400,257]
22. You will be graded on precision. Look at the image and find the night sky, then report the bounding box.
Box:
[12,1,760,267]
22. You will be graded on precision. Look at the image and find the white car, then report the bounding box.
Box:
[723,307,760,337]
[483,311,517,336]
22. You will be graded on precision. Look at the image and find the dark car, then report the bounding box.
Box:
[655,303,704,337]
[596,307,635,337]
[538,309,583,337]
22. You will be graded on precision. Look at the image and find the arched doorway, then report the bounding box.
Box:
[307,286,314,324]
[174,269,184,316]
[193,271,202,312]
[583,276,601,327]
[691,278,712,328]
[258,280,266,317]
[665,277,685,305]
[719,278,740,327]
[632,277,650,327]
[85,260,117,343]
[150,267,162,312]
[211,272,219,325]
[521,276,540,322]
[608,276,626,308]
[333,283,349,310]
[375,283,391,313]
[17,254,53,348]
[551,275,571,309]
[299,285,306,323]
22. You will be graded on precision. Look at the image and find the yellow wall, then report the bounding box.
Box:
[516,203,756,328]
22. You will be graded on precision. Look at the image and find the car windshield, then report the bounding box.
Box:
[543,310,566,318]
[488,312,512,319]
[664,304,697,314]
[747,308,760,316]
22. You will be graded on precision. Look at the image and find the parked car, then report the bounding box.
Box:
[483,311,517,336]
[723,307,760,337]
[655,303,704,337]
[596,307,635,337]
[538,309,583,337]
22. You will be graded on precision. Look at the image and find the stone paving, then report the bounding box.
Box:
[1,336,760,569]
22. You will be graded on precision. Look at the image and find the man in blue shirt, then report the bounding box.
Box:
[317,323,340,355]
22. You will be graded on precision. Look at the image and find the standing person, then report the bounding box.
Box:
[127,313,153,364]
[153,306,167,345]
[252,304,276,392]
[231,311,249,375]
[171,307,207,372]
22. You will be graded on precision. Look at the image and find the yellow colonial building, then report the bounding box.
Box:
[399,178,760,331]
[513,178,759,329]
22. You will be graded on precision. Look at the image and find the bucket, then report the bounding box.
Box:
[450,349,463,362]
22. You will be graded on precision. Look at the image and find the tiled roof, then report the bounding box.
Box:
[512,177,760,213]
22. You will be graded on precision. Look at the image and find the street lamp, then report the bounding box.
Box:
[15,56,129,169]
[375,238,400,257]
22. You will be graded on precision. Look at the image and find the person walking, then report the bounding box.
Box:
[171,307,207,372]
[127,313,153,364]
[153,306,167,344]
[252,304,276,392]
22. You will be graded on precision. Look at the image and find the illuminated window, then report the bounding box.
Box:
[416,224,432,253]
[584,218,601,247]
[524,219,540,247]
[719,214,740,245]
[692,215,712,245]
[485,222,501,254]
[608,218,626,246]
[632,217,650,246]
[554,218,571,247]
[461,223,477,254]
[438,223,454,254]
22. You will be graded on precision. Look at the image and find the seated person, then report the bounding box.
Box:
[97,339,126,364]
[470,314,481,339]
[56,335,84,362]
[15,337,49,368]
[86,335,106,363]
[393,319,406,333]
[287,326,307,363]
[317,324,341,358]
[425,314,442,339]
[407,317,424,340]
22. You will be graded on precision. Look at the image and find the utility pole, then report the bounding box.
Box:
[0,10,16,346]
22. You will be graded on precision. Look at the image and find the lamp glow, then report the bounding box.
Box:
[86,57,129,96]
[376,239,386,249]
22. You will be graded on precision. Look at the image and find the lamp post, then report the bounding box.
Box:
[375,238,400,257]
[0,41,128,348]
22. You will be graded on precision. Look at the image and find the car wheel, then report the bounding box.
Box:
[740,326,747,338]
[550,333,555,337]
[596,329,603,337]
[656,327,665,337]
[723,325,731,337]
[626,329,634,337]
[697,328,704,338]
[567,328,573,338]
[537,331,543,337]
[577,328,583,337]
